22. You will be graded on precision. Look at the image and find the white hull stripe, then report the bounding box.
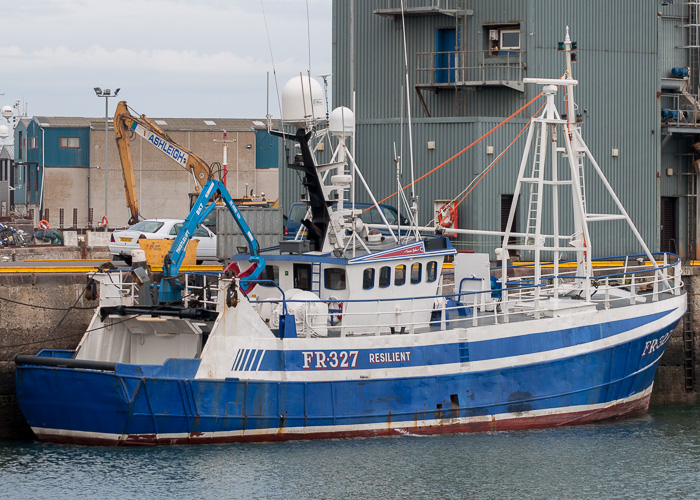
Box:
[215,308,680,382]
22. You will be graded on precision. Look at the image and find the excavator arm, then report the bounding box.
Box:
[113,101,213,225]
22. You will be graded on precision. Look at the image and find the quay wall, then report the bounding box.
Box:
[0,259,698,438]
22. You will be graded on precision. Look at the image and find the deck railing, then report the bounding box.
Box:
[246,253,683,338]
[102,253,682,339]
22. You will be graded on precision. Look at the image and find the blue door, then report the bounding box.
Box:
[435,28,456,84]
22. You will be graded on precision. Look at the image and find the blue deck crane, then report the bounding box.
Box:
[158,178,265,303]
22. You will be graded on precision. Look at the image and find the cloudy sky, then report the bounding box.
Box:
[1,0,332,120]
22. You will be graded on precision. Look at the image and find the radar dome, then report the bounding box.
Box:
[0,125,8,138]
[1,106,13,119]
[281,76,325,129]
[329,107,355,138]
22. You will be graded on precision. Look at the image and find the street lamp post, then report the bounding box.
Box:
[94,87,119,231]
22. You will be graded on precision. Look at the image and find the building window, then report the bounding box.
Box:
[60,137,80,149]
[411,263,422,284]
[378,266,391,288]
[18,132,22,159]
[30,137,38,149]
[486,25,520,56]
[426,261,438,282]
[500,30,520,51]
[363,268,375,290]
[324,268,346,290]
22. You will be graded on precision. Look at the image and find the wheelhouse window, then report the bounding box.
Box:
[258,265,279,287]
[363,268,375,290]
[427,261,438,282]
[411,263,422,284]
[60,137,80,148]
[324,268,346,290]
[378,266,391,288]
[395,264,406,286]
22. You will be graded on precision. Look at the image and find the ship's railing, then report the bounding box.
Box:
[99,270,139,306]
[247,253,683,337]
[183,272,221,309]
[99,270,222,310]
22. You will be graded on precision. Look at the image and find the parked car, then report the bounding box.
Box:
[285,202,410,239]
[109,219,217,265]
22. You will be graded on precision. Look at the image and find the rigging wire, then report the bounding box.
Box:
[374,92,545,208]
[260,0,285,132]
[441,101,547,224]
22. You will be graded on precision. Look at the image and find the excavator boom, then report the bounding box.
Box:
[113,101,213,225]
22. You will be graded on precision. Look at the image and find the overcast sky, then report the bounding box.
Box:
[1,0,332,121]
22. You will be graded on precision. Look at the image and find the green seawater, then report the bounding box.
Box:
[1,405,699,500]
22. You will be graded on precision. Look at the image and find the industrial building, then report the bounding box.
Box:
[278,0,700,261]
[7,114,279,229]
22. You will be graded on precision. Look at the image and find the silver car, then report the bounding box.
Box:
[109,219,217,265]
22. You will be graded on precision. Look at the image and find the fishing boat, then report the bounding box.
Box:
[14,32,686,445]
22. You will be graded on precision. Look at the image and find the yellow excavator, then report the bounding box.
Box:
[113,101,214,225]
[113,101,277,226]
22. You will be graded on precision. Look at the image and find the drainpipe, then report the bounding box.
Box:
[39,125,45,219]
[87,127,91,220]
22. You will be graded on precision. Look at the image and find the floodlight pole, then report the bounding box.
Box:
[94,86,120,231]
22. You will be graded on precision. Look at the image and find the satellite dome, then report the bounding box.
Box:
[0,125,8,138]
[329,107,355,138]
[1,106,13,119]
[281,75,325,129]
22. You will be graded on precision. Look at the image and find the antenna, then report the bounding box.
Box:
[399,0,419,239]
[319,73,332,122]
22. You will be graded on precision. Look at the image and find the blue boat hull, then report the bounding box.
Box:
[15,319,677,445]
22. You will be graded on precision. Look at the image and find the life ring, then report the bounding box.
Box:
[98,216,108,227]
[437,204,454,228]
[328,296,343,324]
[223,261,257,294]
[39,220,49,230]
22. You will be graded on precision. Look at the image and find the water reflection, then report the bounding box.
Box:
[1,406,700,499]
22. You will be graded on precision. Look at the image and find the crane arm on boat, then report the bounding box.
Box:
[158,178,265,303]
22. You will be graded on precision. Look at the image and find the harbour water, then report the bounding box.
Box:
[1,405,700,499]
